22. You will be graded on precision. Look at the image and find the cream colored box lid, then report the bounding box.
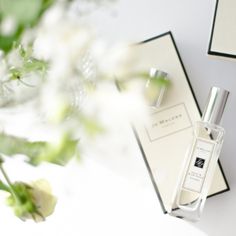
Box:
[208,0,236,59]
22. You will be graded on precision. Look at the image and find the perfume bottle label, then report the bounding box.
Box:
[183,139,215,193]
[145,103,192,141]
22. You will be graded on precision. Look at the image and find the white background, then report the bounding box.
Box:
[1,0,236,236]
[88,0,236,235]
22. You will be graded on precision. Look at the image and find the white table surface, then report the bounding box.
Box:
[87,0,236,235]
[0,1,236,236]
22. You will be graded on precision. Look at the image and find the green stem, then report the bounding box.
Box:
[0,157,20,203]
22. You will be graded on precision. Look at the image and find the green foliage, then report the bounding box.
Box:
[0,179,10,192]
[0,28,23,53]
[0,0,169,223]
[0,132,78,166]
[0,132,46,161]
[0,0,55,52]
[0,159,42,221]
[6,182,42,221]
[9,45,48,81]
[0,158,57,221]
[0,44,48,107]
[0,0,42,24]
[79,113,105,136]
[32,134,79,166]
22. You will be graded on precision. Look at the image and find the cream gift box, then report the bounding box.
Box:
[208,0,236,59]
[129,32,229,213]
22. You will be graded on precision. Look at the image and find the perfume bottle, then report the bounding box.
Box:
[171,87,229,221]
[145,68,169,108]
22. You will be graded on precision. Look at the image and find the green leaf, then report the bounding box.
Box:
[0,0,55,52]
[0,180,10,193]
[0,132,46,159]
[32,134,79,166]
[79,114,104,136]
[0,132,78,166]
[4,180,57,222]
[0,26,23,52]
[6,182,40,220]
[6,44,48,83]
[0,0,42,25]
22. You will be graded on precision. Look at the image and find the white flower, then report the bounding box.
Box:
[90,41,137,79]
[5,179,57,222]
[21,29,37,48]
[0,16,17,36]
[80,80,148,157]
[0,57,8,81]
[86,83,148,125]
[30,179,57,221]
[33,4,92,66]
[7,48,23,68]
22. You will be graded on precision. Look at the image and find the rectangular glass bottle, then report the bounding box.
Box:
[171,87,229,221]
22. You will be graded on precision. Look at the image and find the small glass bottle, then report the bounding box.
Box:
[171,87,229,221]
[145,68,169,108]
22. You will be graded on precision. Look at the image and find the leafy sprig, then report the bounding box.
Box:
[0,156,57,221]
[0,0,55,53]
[8,44,48,84]
[0,132,78,166]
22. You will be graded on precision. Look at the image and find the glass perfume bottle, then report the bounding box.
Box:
[171,87,229,221]
[145,68,169,108]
